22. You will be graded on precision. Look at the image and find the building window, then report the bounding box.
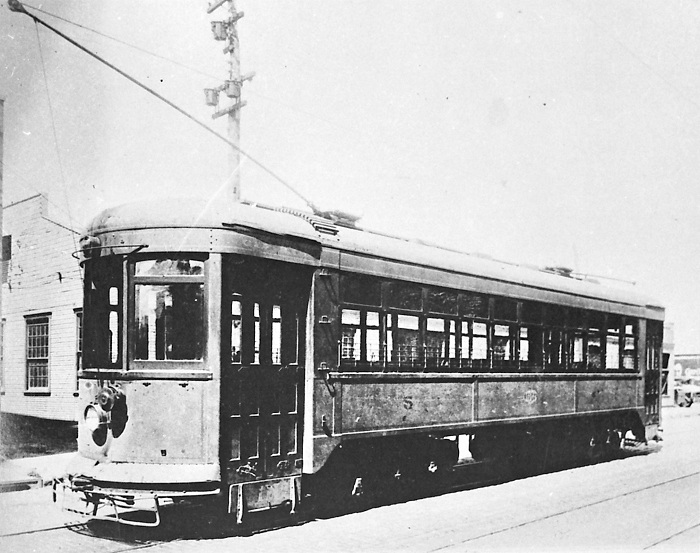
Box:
[75,310,83,390]
[26,315,50,392]
[1,235,11,284]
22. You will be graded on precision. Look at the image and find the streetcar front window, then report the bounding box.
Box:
[133,258,205,361]
[83,256,123,369]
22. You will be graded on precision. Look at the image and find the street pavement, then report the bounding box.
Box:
[0,451,76,492]
[0,402,698,552]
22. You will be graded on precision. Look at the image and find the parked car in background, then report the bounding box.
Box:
[675,377,700,407]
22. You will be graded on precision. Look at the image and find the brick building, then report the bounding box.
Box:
[1,194,83,426]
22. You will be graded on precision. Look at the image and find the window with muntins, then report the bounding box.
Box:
[336,273,639,374]
[26,315,50,391]
[75,310,83,390]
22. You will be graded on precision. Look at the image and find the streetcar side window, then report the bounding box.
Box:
[545,329,565,372]
[341,274,381,306]
[427,289,459,315]
[493,324,517,371]
[425,317,447,368]
[389,314,421,368]
[231,297,242,362]
[340,309,382,367]
[272,305,282,364]
[493,298,517,371]
[366,311,381,363]
[133,258,206,362]
[493,298,517,322]
[587,332,603,372]
[341,309,361,362]
[460,319,491,370]
[606,315,621,370]
[253,303,261,364]
[388,282,423,311]
[134,282,205,360]
[520,301,543,372]
[460,321,471,364]
[460,293,489,319]
[335,273,640,374]
[83,256,123,369]
[570,330,586,371]
[472,322,489,364]
[622,321,637,370]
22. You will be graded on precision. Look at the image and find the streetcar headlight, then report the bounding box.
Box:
[84,405,102,432]
[84,405,109,446]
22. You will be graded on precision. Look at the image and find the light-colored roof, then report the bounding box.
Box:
[85,198,664,315]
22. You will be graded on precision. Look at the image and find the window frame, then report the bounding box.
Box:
[128,255,208,370]
[75,309,83,392]
[25,313,51,394]
[336,272,641,375]
[82,255,124,370]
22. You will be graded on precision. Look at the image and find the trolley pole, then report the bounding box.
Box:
[205,0,253,203]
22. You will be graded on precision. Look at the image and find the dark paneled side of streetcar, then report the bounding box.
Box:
[60,200,664,526]
[306,265,664,499]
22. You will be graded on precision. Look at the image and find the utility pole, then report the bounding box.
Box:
[205,0,253,202]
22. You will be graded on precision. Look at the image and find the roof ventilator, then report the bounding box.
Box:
[310,218,339,236]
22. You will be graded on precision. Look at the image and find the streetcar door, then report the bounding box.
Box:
[222,257,311,488]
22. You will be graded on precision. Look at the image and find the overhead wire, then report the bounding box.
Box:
[22,1,356,134]
[10,0,320,215]
[23,2,220,82]
[0,158,81,228]
[32,20,80,252]
[21,1,370,176]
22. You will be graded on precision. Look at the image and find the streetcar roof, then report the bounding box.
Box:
[84,198,664,316]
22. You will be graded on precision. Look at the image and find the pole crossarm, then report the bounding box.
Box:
[207,0,229,15]
[212,101,247,120]
[7,0,319,213]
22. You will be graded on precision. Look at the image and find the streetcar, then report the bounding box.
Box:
[59,197,664,526]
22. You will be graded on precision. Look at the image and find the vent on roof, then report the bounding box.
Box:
[310,219,339,235]
[543,266,575,278]
[314,209,360,229]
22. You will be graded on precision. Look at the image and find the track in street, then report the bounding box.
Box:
[428,470,700,552]
[1,410,697,552]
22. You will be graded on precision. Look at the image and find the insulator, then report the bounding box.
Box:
[225,80,241,98]
[204,88,220,106]
[211,21,228,40]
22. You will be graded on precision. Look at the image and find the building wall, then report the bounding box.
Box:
[675,354,700,378]
[1,194,83,421]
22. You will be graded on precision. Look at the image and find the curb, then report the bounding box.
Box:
[0,476,43,493]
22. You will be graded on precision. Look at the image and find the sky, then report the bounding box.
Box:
[1,1,699,352]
